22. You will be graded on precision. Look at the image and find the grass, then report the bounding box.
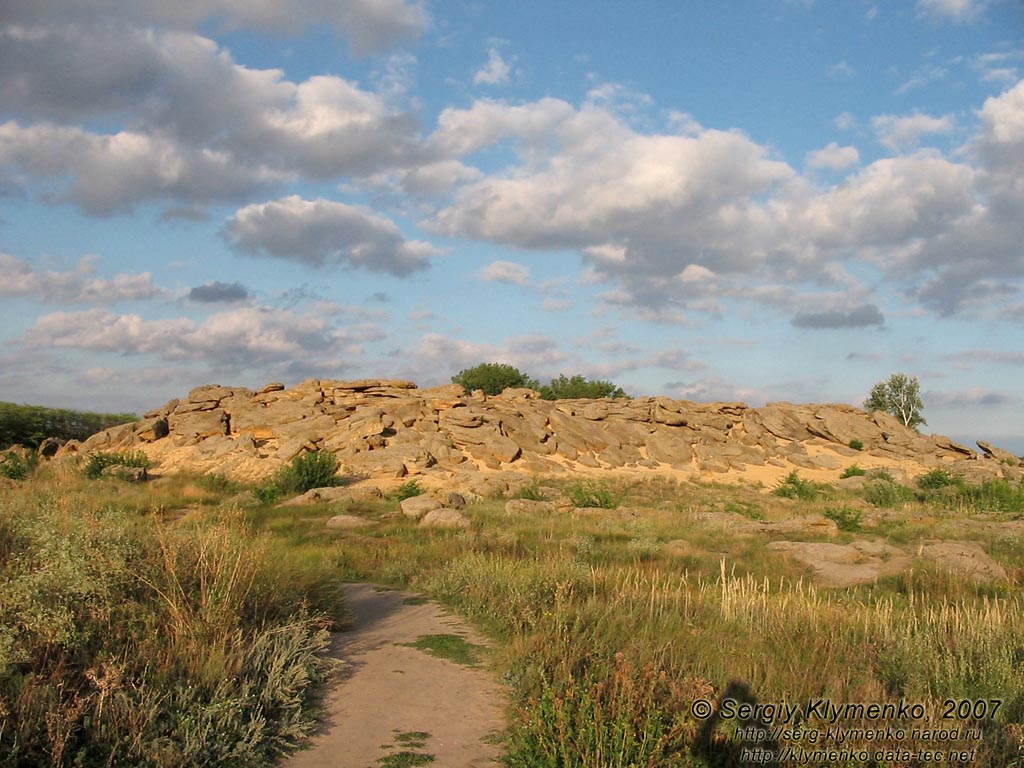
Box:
[83,449,151,479]
[771,470,830,501]
[404,634,483,667]
[5,465,1024,767]
[0,467,348,767]
[376,730,435,767]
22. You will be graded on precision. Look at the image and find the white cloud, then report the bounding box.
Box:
[0,23,425,212]
[224,195,437,276]
[23,304,378,373]
[915,0,987,23]
[828,60,856,78]
[478,260,531,286]
[473,48,513,86]
[872,112,956,151]
[806,142,860,171]
[0,252,165,303]
[2,0,429,55]
[0,121,286,215]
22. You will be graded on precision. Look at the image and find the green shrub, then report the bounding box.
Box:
[517,481,545,501]
[0,493,341,767]
[771,471,827,501]
[84,450,151,479]
[917,468,960,491]
[255,451,341,501]
[568,482,619,509]
[840,464,867,478]
[848,438,864,451]
[396,480,424,501]
[862,479,915,508]
[824,506,863,532]
[0,451,38,480]
[0,401,137,449]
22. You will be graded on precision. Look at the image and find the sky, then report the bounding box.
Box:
[1,0,1023,453]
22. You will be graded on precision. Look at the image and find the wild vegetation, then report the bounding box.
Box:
[0,463,348,767]
[451,362,626,399]
[2,450,1022,766]
[0,402,137,450]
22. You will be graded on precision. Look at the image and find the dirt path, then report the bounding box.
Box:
[281,583,507,768]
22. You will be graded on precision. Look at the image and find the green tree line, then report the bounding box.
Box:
[451,363,627,399]
[0,402,138,449]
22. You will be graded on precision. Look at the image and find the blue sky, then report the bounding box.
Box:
[1,0,1023,453]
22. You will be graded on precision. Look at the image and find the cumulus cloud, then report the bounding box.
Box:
[473,48,514,86]
[23,304,378,372]
[435,103,794,280]
[0,121,286,215]
[187,281,251,303]
[806,142,860,171]
[1,0,429,55]
[915,0,987,23]
[0,252,165,303]
[478,260,531,286]
[872,112,956,151]
[791,303,885,329]
[0,23,425,212]
[224,195,437,276]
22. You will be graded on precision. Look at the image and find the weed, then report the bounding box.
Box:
[824,506,863,532]
[83,450,151,479]
[194,473,242,494]
[255,450,342,502]
[0,451,38,480]
[840,464,867,478]
[917,468,960,491]
[861,479,915,508]
[376,752,435,767]
[396,480,423,501]
[517,480,545,501]
[771,470,827,501]
[404,634,482,667]
[568,482,619,509]
[393,731,431,748]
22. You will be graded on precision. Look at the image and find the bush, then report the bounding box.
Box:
[84,450,152,480]
[0,451,38,480]
[840,464,867,478]
[862,479,915,508]
[917,468,960,491]
[451,363,539,395]
[0,401,137,449]
[396,480,423,501]
[568,482,619,509]
[824,506,863,532]
[254,451,341,502]
[771,471,827,501]
[0,493,341,767]
[848,439,864,451]
[538,374,627,400]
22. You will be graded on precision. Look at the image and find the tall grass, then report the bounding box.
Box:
[0,474,346,767]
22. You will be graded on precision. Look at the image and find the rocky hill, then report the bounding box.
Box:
[65,379,1021,495]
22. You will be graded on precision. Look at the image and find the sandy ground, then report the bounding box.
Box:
[280,583,507,768]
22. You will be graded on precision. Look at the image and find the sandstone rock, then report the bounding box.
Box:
[919,541,1008,582]
[37,437,63,457]
[767,540,911,588]
[977,440,1021,465]
[70,378,990,496]
[419,508,471,529]
[102,464,148,482]
[400,495,442,519]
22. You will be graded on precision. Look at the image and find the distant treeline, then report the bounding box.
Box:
[0,402,138,449]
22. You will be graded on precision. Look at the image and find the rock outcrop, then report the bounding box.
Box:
[62,379,1022,494]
